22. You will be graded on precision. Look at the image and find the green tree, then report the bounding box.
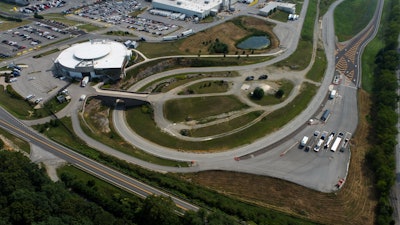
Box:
[275,89,284,98]
[252,87,264,99]
[0,138,4,150]
[137,195,180,225]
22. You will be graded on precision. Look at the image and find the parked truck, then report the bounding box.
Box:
[162,35,178,41]
[331,132,344,152]
[314,133,326,152]
[324,132,335,149]
[321,109,330,122]
[181,29,193,37]
[81,76,89,87]
[329,90,336,99]
[300,136,309,148]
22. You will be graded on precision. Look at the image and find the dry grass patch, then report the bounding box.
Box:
[182,90,377,225]
[83,98,111,134]
[178,16,279,55]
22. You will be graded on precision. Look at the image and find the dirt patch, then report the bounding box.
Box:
[181,90,377,225]
[84,98,111,134]
[179,16,279,55]
[0,135,23,152]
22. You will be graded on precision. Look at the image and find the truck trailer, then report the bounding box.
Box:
[314,133,326,152]
[331,136,343,152]
[321,109,330,122]
[324,132,335,149]
[81,76,89,87]
[329,90,336,99]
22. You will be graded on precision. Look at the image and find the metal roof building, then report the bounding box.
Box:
[152,0,223,19]
[259,2,296,16]
[54,40,131,80]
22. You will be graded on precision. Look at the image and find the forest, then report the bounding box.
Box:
[0,150,246,225]
[366,0,400,224]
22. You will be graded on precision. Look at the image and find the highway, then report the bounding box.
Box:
[0,107,199,212]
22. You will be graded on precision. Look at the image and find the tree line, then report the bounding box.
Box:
[0,150,245,225]
[366,0,400,224]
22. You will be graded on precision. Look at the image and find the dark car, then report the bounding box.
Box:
[12,71,20,77]
[258,74,268,80]
[245,76,254,81]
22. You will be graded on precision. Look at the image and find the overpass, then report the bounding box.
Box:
[92,84,150,106]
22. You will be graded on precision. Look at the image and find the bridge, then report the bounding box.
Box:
[92,85,150,107]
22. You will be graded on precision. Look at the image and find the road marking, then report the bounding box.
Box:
[280,141,298,157]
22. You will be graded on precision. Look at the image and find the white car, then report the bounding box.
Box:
[35,98,43,104]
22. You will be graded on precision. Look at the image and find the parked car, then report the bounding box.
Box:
[245,76,254,81]
[35,98,43,104]
[258,74,268,80]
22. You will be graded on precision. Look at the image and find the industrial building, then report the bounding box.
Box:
[152,0,223,19]
[259,2,296,17]
[54,39,132,80]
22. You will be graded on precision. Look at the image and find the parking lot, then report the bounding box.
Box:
[61,0,261,38]
[0,20,72,58]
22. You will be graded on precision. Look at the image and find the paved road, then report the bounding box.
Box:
[0,107,199,212]
[334,0,384,87]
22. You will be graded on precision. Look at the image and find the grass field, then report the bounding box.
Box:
[0,85,44,119]
[124,56,270,90]
[275,0,316,70]
[0,20,31,31]
[33,48,60,58]
[0,127,30,153]
[269,10,290,23]
[361,38,384,92]
[0,1,18,12]
[276,40,313,70]
[58,165,143,201]
[164,96,248,123]
[190,110,263,137]
[360,0,389,92]
[152,76,207,93]
[77,23,102,32]
[180,80,230,95]
[334,0,378,41]
[136,41,185,58]
[0,85,69,119]
[126,82,317,151]
[306,48,327,82]
[137,71,238,93]
[319,0,336,17]
[183,90,377,225]
[136,16,278,58]
[250,79,294,105]
[81,98,189,167]
[42,13,81,26]
[43,13,103,32]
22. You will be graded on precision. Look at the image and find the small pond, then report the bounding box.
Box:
[236,36,271,50]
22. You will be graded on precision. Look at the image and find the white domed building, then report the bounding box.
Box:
[54,39,132,80]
